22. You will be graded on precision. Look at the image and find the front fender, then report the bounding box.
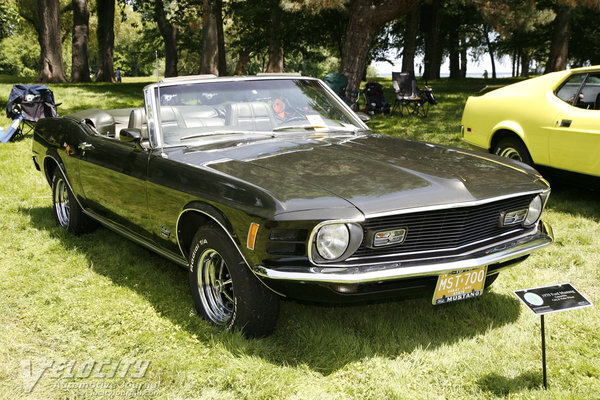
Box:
[177,201,235,260]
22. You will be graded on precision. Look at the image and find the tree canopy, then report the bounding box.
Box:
[1,0,600,84]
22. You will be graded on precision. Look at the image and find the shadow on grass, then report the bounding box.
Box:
[476,371,542,396]
[545,179,600,221]
[22,205,522,375]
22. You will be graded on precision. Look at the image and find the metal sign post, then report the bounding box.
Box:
[514,283,592,389]
[540,314,546,389]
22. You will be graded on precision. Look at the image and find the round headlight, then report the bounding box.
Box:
[524,195,543,227]
[315,223,350,260]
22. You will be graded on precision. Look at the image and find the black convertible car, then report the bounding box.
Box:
[32,74,553,337]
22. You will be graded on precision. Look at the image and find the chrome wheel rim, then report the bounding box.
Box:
[53,177,70,227]
[496,147,523,161]
[197,249,234,325]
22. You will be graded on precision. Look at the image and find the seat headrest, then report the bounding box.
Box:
[128,107,148,139]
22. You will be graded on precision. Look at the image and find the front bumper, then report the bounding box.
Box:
[252,220,553,285]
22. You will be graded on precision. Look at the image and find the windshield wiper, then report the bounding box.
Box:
[331,126,366,134]
[272,125,365,134]
[180,130,274,141]
[271,125,327,132]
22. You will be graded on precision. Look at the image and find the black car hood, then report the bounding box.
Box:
[176,133,547,216]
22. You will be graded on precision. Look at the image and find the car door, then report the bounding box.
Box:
[549,72,600,177]
[77,131,151,235]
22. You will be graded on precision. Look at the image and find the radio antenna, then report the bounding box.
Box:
[155,51,165,156]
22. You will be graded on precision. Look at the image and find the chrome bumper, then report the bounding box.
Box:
[252,220,553,285]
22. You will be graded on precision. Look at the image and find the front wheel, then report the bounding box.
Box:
[493,137,533,165]
[189,226,280,337]
[484,273,499,289]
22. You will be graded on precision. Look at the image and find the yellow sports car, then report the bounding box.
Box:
[461,66,600,178]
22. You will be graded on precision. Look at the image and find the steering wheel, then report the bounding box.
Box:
[272,97,304,122]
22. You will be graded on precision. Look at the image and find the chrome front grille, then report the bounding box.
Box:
[351,194,535,261]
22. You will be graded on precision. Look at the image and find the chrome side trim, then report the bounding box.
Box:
[252,220,553,285]
[83,208,188,267]
[44,155,186,267]
[363,190,545,219]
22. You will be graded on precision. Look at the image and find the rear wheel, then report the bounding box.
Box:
[189,226,280,337]
[493,137,533,165]
[51,169,96,234]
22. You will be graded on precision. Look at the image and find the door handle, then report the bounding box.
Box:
[559,119,572,128]
[78,142,93,151]
[78,142,94,156]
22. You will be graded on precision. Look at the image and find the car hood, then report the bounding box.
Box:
[176,133,548,216]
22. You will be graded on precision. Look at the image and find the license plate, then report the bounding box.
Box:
[432,266,487,305]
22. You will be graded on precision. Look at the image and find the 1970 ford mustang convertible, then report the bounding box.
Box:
[32,74,553,337]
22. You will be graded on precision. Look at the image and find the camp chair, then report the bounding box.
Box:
[391,72,436,117]
[1,84,59,143]
[323,72,360,111]
[363,81,391,115]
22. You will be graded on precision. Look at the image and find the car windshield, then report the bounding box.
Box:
[149,78,364,146]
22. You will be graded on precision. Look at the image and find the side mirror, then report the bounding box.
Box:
[355,112,371,123]
[120,128,142,143]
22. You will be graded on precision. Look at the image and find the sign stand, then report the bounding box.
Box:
[514,283,592,389]
[540,314,547,389]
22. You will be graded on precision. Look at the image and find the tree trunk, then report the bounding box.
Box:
[449,49,460,79]
[200,0,219,75]
[234,51,249,75]
[96,0,115,82]
[512,51,516,77]
[422,0,442,81]
[216,0,227,75]
[267,7,284,72]
[401,5,418,73]
[484,28,496,79]
[460,36,467,78]
[448,29,460,79]
[521,50,530,77]
[155,0,178,77]
[544,5,571,73]
[71,0,91,82]
[37,0,67,82]
[341,0,418,92]
[447,15,461,79]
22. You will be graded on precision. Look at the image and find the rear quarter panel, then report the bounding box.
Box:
[461,72,567,165]
[33,117,87,201]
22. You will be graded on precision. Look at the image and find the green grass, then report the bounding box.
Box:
[0,76,599,400]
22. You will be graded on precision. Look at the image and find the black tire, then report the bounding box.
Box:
[51,169,96,235]
[189,226,280,337]
[493,137,533,166]
[484,273,499,289]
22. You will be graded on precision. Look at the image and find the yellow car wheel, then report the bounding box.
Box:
[493,137,533,166]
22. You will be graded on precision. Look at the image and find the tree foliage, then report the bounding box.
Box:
[2,0,600,82]
[0,1,20,40]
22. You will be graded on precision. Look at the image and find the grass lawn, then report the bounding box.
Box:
[0,76,598,400]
